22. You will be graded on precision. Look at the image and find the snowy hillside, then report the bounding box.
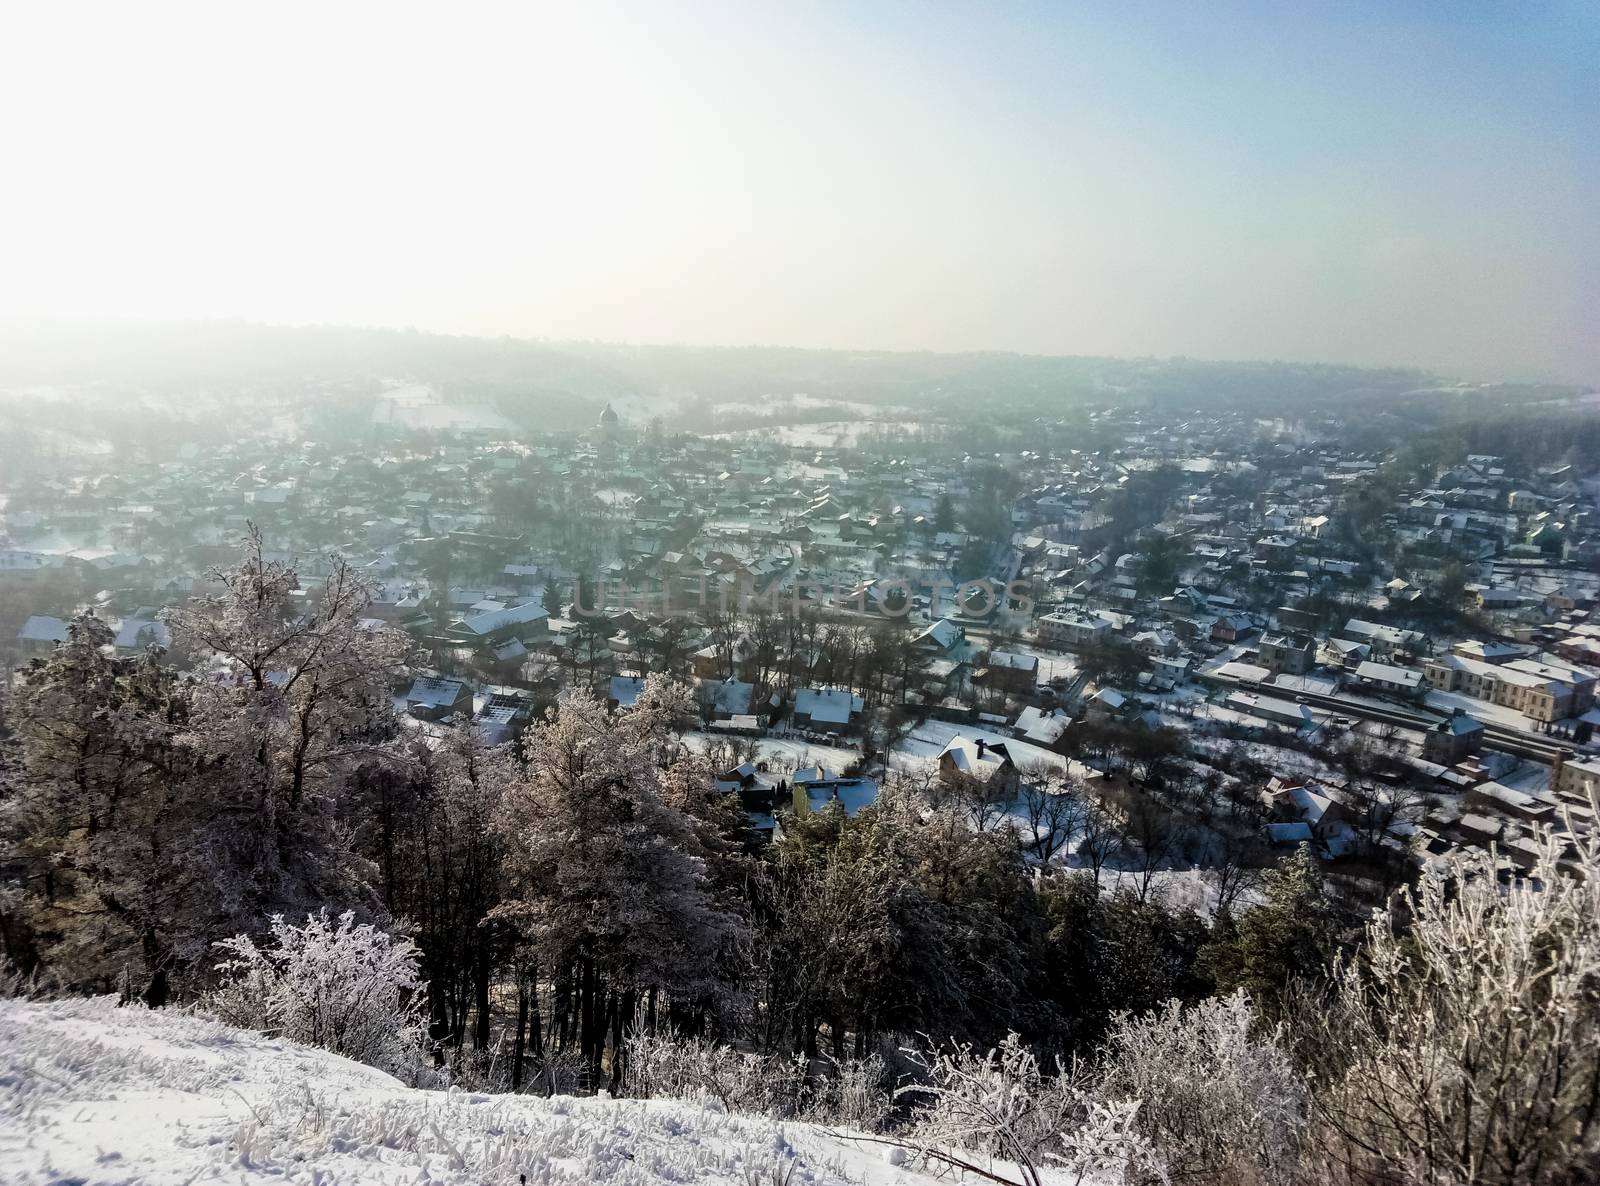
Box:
[1,997,975,1186]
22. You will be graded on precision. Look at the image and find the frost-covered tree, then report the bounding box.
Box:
[207,909,432,1082]
[1202,844,1339,1015]
[899,1032,1163,1186]
[492,677,745,1087]
[0,614,195,1001]
[766,790,1037,1058]
[169,528,412,945]
[1306,828,1600,1186]
[349,730,510,1057]
[1099,990,1305,1183]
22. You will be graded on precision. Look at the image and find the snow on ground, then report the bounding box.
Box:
[1424,689,1542,733]
[681,730,863,775]
[370,385,516,434]
[0,997,999,1186]
[710,420,924,449]
[1186,733,1347,783]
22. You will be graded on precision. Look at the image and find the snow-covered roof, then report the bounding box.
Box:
[938,735,1012,773]
[703,678,754,716]
[113,617,171,650]
[1354,660,1424,690]
[1267,822,1313,844]
[914,617,964,652]
[987,650,1038,672]
[1014,705,1070,745]
[793,687,863,725]
[405,676,467,708]
[458,601,549,636]
[19,614,69,643]
[609,676,645,708]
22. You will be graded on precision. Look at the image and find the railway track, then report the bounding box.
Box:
[1200,671,1572,765]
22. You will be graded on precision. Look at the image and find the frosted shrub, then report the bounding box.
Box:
[626,1028,809,1117]
[207,910,433,1083]
[1098,990,1304,1183]
[624,1028,896,1130]
[1307,827,1600,1186]
[900,1032,1164,1186]
[811,1050,894,1132]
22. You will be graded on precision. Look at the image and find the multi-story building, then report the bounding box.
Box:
[1034,610,1114,649]
[1258,633,1315,675]
[1425,653,1596,723]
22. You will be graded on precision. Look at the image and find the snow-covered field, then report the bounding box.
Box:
[0,997,967,1186]
[681,730,863,774]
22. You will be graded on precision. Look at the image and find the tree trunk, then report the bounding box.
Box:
[511,981,529,1091]
[473,937,491,1051]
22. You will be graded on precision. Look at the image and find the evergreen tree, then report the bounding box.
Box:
[0,614,194,1001]
[492,678,744,1086]
[1200,845,1338,1013]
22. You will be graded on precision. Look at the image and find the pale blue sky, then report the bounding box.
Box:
[0,1,1594,380]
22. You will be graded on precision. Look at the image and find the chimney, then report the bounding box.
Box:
[1553,748,1571,789]
[976,738,987,758]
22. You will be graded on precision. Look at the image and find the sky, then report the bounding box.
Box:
[0,1,1595,382]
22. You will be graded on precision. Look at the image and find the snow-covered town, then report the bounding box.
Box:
[7,369,1600,911]
[5,3,1600,1180]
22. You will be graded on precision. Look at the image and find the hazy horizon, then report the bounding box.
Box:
[2,2,1595,384]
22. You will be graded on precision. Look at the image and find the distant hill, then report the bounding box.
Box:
[0,320,1585,432]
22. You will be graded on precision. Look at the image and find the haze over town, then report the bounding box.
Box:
[1,1,1596,381]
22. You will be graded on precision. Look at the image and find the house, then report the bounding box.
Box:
[1338,618,1424,657]
[1129,629,1181,658]
[1421,708,1485,765]
[1425,653,1595,723]
[1257,633,1315,676]
[404,676,473,720]
[792,687,865,732]
[1352,660,1425,699]
[608,675,645,710]
[716,761,782,832]
[1265,821,1314,847]
[1553,752,1600,802]
[982,650,1039,694]
[452,601,549,650]
[692,636,756,680]
[17,614,70,654]
[1324,637,1371,669]
[475,690,533,745]
[1013,705,1072,751]
[1267,779,1356,855]
[1464,780,1557,826]
[914,617,966,656]
[113,612,172,654]
[1225,690,1317,730]
[1450,640,1531,665]
[699,677,755,720]
[937,736,1019,791]
[1034,610,1114,649]
[1476,587,1523,611]
[1210,614,1255,644]
[791,766,878,817]
[1085,687,1129,723]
